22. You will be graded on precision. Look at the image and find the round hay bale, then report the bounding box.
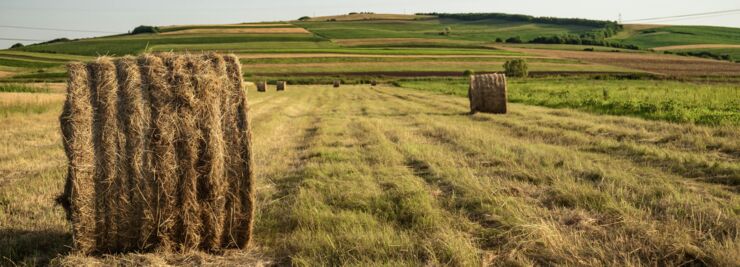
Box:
[370,80,377,86]
[333,80,341,88]
[256,81,266,92]
[276,81,286,91]
[59,53,255,254]
[468,73,507,114]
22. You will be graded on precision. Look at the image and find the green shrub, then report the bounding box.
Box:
[505,36,523,43]
[503,59,528,77]
[131,25,159,35]
[10,43,24,49]
[463,69,475,77]
[298,16,311,21]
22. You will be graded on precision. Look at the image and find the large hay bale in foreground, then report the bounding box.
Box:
[276,81,286,91]
[468,73,507,114]
[58,53,255,254]
[256,81,266,92]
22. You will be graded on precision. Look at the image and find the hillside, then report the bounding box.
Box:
[0,12,738,84]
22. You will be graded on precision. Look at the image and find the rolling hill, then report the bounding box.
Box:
[0,12,738,83]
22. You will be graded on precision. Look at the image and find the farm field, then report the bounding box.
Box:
[1,10,740,266]
[1,85,738,266]
[397,78,740,125]
[1,13,739,82]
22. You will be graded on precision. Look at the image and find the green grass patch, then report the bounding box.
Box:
[615,25,740,48]
[295,18,598,42]
[0,57,61,68]
[20,34,327,56]
[396,77,740,126]
[0,84,52,93]
[0,72,67,83]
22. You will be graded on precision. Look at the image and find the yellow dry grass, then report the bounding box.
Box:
[333,38,477,46]
[1,85,738,266]
[236,53,547,59]
[0,70,14,78]
[161,28,310,35]
[304,13,434,21]
[158,23,293,30]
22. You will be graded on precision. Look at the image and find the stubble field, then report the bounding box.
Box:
[1,84,738,266]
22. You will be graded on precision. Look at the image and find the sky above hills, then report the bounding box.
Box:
[1,0,738,48]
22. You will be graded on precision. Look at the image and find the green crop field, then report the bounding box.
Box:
[295,18,598,42]
[397,78,740,126]
[613,25,740,48]
[18,34,325,56]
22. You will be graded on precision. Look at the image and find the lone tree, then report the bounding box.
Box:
[10,43,24,49]
[298,16,311,21]
[463,69,475,77]
[131,25,159,35]
[503,59,529,77]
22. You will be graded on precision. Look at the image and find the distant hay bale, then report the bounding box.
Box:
[370,80,377,86]
[256,81,266,92]
[276,81,286,91]
[468,73,507,114]
[58,53,255,254]
[333,80,341,88]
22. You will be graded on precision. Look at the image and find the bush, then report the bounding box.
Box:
[131,25,159,35]
[10,43,24,49]
[503,59,528,77]
[505,36,523,43]
[298,16,311,21]
[495,38,503,43]
[463,69,475,76]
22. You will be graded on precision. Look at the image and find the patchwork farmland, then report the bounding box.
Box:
[0,11,739,266]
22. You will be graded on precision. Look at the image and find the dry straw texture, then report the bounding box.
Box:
[256,81,266,92]
[276,81,286,91]
[58,53,254,255]
[468,73,507,114]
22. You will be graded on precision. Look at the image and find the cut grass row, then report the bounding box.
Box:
[4,86,736,265]
[396,77,740,126]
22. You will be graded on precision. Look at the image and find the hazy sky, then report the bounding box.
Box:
[1,0,739,48]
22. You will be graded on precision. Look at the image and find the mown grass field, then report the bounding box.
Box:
[1,85,738,266]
